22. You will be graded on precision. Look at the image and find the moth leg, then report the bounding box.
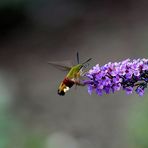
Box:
[75,80,85,86]
[80,69,89,76]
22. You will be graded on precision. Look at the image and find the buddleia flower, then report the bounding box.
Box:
[84,58,148,96]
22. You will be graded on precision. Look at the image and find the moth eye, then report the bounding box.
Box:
[64,86,70,92]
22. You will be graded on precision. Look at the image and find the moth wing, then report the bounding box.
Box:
[48,60,73,71]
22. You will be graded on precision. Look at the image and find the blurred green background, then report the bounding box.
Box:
[0,0,148,148]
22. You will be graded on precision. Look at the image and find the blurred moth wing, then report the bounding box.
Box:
[48,60,74,71]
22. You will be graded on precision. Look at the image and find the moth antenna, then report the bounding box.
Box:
[82,58,92,65]
[77,51,80,64]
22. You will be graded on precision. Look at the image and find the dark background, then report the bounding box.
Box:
[0,0,148,148]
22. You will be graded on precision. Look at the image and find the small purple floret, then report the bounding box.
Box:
[136,87,144,96]
[84,58,148,96]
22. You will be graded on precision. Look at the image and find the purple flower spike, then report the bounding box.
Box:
[84,58,148,96]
